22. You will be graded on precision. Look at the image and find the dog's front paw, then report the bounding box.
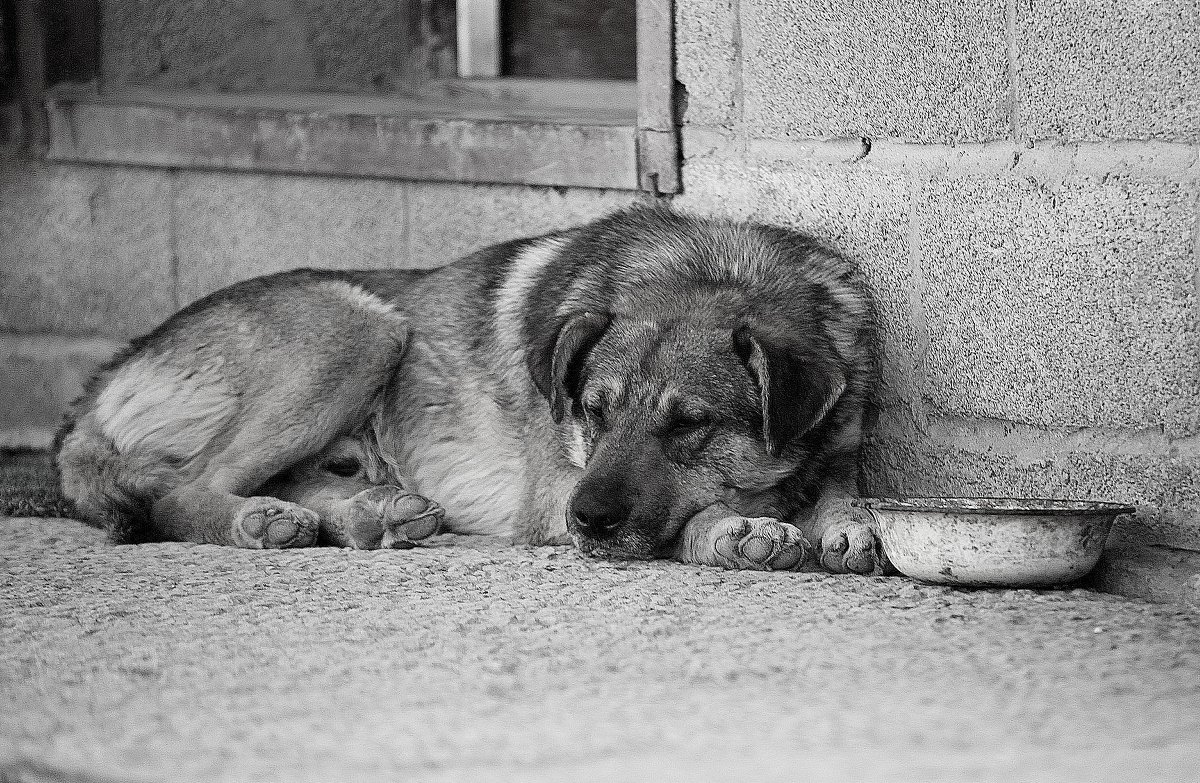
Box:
[706,516,810,571]
[234,498,320,548]
[336,486,444,550]
[818,520,889,575]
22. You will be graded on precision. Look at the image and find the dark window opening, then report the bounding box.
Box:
[0,0,16,102]
[501,0,636,80]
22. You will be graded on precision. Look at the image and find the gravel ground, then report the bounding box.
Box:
[1,515,1199,783]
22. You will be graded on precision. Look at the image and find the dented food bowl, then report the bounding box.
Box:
[852,497,1136,587]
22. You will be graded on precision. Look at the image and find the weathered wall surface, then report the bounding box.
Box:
[3,1,1198,551]
[0,130,637,446]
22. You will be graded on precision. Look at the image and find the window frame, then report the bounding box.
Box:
[457,0,501,78]
[14,0,679,194]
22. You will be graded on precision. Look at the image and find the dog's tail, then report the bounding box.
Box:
[54,415,164,544]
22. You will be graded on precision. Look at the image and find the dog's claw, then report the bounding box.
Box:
[337,485,444,550]
[709,516,810,571]
[234,498,320,549]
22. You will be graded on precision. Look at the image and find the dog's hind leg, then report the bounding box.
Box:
[82,352,406,548]
[60,277,413,547]
[147,344,411,548]
[137,365,409,548]
[150,484,320,548]
[262,438,445,549]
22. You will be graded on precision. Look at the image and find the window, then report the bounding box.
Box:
[0,1,14,102]
[11,0,679,193]
[461,0,636,80]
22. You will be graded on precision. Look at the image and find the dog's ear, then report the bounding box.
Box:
[528,312,611,424]
[733,326,846,456]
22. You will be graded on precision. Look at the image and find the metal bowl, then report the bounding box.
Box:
[853,497,1136,587]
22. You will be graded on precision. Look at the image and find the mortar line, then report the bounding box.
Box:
[730,0,747,161]
[1006,0,1021,146]
[904,169,931,436]
[0,332,123,351]
[876,409,1200,459]
[1192,185,1200,391]
[684,129,1200,179]
[924,413,1200,459]
[168,168,181,310]
[399,179,410,267]
[401,180,414,267]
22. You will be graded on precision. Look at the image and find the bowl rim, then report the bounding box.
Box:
[852,496,1137,516]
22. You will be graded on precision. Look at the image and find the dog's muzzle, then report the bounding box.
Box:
[567,489,629,540]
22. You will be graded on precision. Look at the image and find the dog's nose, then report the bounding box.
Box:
[569,492,627,539]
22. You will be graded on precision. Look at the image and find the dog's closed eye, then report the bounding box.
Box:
[672,411,711,431]
[661,410,713,439]
[582,399,608,431]
[323,457,362,478]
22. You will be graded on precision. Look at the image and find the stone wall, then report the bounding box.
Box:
[0,145,637,446]
[3,0,1198,550]
[674,0,1200,549]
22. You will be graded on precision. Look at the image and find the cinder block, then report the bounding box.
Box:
[405,182,639,267]
[863,421,1059,503]
[0,334,121,447]
[676,156,921,409]
[174,171,411,304]
[0,159,176,337]
[742,0,1009,143]
[918,174,1200,436]
[676,0,739,127]
[1017,1,1200,141]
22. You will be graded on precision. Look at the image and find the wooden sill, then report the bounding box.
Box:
[43,81,644,190]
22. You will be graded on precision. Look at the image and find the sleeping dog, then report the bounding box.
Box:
[56,206,887,573]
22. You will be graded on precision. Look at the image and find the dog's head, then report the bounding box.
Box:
[529,313,846,559]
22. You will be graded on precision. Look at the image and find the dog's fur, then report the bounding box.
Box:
[55,206,887,573]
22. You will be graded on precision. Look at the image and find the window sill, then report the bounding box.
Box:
[43,80,647,191]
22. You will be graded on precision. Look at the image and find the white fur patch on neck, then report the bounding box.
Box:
[494,235,568,363]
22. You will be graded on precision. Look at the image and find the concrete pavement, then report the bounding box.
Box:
[2,515,1198,782]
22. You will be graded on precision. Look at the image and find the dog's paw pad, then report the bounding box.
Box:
[820,521,888,575]
[339,486,444,550]
[379,492,444,549]
[711,516,809,571]
[235,498,319,549]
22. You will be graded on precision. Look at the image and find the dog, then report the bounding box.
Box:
[54,206,888,573]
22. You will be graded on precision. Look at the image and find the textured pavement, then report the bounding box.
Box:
[1,515,1199,783]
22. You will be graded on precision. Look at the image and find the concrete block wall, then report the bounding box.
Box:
[0,142,637,446]
[676,0,1200,549]
[3,1,1198,556]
